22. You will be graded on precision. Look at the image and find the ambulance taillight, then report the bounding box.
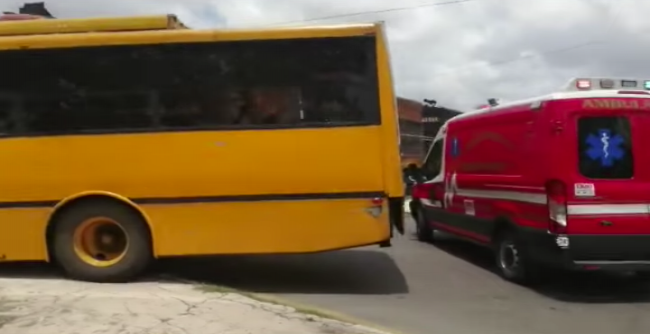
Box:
[545,180,567,235]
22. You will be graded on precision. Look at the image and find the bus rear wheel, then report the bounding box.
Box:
[51,200,152,283]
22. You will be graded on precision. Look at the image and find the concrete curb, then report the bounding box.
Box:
[158,274,404,334]
[228,291,404,334]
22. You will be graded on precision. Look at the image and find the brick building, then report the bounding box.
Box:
[397,97,424,168]
[397,97,462,168]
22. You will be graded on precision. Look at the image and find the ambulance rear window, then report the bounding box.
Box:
[577,116,633,179]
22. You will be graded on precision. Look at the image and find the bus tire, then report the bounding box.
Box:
[494,229,540,285]
[51,200,152,283]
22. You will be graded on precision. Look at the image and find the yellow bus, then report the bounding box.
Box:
[0,15,404,282]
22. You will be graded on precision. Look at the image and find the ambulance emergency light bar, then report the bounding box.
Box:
[564,77,650,91]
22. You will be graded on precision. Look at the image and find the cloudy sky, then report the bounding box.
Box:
[4,0,650,110]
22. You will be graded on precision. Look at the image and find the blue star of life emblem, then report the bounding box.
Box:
[585,129,625,167]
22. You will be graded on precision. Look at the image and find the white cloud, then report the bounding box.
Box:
[3,0,650,110]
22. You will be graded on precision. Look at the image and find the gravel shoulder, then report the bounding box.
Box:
[0,278,393,334]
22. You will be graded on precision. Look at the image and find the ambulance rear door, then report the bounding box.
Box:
[562,97,650,237]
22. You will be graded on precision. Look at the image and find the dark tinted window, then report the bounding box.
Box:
[0,95,20,134]
[422,139,444,178]
[577,116,633,179]
[0,36,379,136]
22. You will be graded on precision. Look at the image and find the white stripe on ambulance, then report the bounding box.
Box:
[567,204,650,216]
[426,184,649,216]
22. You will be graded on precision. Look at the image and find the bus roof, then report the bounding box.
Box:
[0,14,188,37]
[0,18,380,51]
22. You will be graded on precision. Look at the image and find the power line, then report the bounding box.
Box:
[603,0,622,37]
[427,0,632,80]
[429,40,606,79]
[263,0,479,27]
[232,0,627,102]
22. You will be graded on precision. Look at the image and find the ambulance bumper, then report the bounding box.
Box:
[521,229,650,272]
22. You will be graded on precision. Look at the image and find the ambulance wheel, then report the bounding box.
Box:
[414,206,434,242]
[495,230,540,285]
[51,200,152,283]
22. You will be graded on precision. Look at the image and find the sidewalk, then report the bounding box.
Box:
[0,278,393,334]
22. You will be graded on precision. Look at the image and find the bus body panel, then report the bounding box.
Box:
[375,25,404,199]
[0,14,187,37]
[0,23,380,51]
[0,21,402,263]
[0,127,384,201]
[0,207,49,261]
[0,126,389,260]
[146,197,389,256]
[0,196,390,262]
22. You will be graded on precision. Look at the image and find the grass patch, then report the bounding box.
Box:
[195,284,400,334]
[195,284,342,320]
[195,284,240,294]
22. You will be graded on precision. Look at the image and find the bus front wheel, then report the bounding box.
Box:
[51,200,152,283]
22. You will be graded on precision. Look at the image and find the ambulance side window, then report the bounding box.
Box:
[423,139,444,178]
[577,116,633,179]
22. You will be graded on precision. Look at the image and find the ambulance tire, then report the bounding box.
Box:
[494,230,541,285]
[414,206,434,242]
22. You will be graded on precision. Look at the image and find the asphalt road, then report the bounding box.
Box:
[3,218,650,334]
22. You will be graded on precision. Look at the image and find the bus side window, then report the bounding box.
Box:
[0,98,17,136]
[1,36,380,135]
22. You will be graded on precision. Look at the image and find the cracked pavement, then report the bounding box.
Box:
[0,278,392,334]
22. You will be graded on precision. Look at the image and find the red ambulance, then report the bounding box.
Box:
[408,78,650,284]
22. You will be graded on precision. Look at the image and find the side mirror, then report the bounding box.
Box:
[405,164,425,184]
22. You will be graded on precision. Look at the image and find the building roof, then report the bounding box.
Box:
[397,97,423,123]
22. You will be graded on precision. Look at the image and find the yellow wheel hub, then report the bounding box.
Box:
[73,217,129,267]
